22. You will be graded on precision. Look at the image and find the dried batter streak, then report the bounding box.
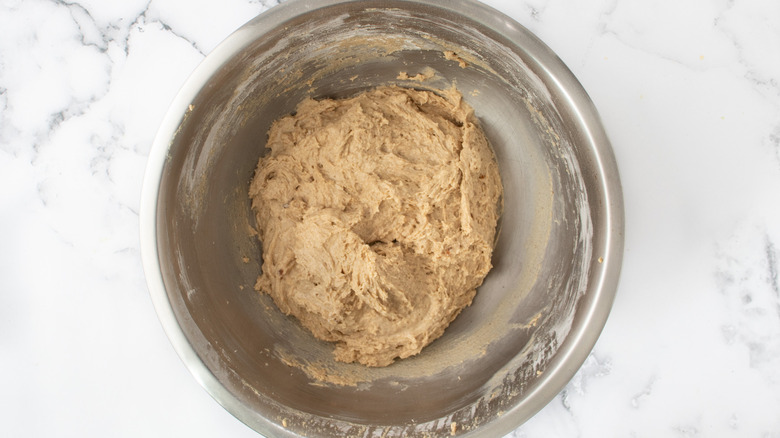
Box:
[249,86,502,367]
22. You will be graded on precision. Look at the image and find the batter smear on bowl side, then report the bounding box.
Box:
[249,85,503,367]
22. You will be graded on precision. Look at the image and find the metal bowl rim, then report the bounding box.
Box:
[139,0,624,436]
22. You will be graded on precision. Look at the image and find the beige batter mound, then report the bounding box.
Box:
[249,86,502,367]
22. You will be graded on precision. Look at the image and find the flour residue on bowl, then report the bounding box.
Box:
[274,344,372,387]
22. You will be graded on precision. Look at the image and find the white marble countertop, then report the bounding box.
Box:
[2,0,779,436]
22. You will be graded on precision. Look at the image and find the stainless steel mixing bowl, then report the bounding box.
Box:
[140,0,624,436]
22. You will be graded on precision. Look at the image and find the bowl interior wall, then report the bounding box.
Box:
[156,2,593,435]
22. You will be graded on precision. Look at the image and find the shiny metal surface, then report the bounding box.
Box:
[140,0,624,436]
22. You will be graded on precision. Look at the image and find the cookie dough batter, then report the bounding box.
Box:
[249,86,502,367]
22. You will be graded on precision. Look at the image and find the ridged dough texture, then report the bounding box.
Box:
[249,86,503,367]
